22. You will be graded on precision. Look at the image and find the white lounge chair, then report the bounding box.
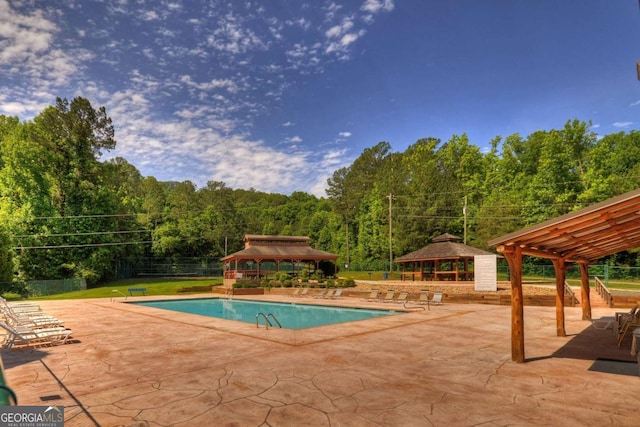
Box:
[0,321,73,349]
[417,290,430,305]
[322,289,336,299]
[330,288,343,299]
[298,287,310,297]
[432,291,443,305]
[0,300,63,328]
[394,291,408,303]
[381,290,395,303]
[3,310,64,329]
[362,290,379,301]
[313,289,330,298]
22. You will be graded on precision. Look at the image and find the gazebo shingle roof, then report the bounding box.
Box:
[222,235,338,261]
[395,234,496,262]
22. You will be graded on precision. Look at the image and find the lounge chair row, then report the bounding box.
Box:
[363,290,443,305]
[0,298,73,349]
[291,288,343,299]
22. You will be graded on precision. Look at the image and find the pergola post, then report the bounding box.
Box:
[502,246,525,363]
[551,258,567,337]
[579,261,591,320]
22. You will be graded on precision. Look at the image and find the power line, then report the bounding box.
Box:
[13,241,153,250]
[12,230,150,238]
[29,213,139,220]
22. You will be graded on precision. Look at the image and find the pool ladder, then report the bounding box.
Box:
[256,312,282,329]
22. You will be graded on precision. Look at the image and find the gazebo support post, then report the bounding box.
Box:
[579,261,592,320]
[551,258,567,337]
[501,246,525,363]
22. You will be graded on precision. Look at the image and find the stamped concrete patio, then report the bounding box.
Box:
[1,294,638,426]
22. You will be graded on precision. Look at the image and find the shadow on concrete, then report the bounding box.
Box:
[1,348,49,369]
[550,323,636,362]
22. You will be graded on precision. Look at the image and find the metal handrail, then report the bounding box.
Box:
[266,313,282,328]
[111,290,128,302]
[403,301,426,311]
[256,312,272,329]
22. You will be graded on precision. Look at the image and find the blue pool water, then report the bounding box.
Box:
[134,298,402,330]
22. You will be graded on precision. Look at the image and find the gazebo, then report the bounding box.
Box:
[221,235,339,287]
[395,233,497,281]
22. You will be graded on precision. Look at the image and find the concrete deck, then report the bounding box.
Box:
[1,294,639,426]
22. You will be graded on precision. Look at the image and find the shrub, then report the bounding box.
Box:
[337,278,355,288]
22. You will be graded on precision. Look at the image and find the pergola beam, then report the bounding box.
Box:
[502,246,525,363]
[490,188,640,364]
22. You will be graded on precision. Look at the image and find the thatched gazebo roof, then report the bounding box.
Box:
[221,235,338,262]
[395,233,496,262]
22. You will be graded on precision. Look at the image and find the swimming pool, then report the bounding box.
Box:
[134,298,403,330]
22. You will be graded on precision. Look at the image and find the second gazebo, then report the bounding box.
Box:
[395,233,496,281]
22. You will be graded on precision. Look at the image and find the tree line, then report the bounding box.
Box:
[0,97,639,291]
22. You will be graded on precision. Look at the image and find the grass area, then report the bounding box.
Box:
[4,272,639,301]
[4,277,224,301]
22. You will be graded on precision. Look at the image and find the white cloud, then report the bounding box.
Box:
[325,29,366,54]
[326,18,354,39]
[630,100,640,107]
[0,0,397,196]
[207,13,268,54]
[613,121,633,128]
[361,0,395,14]
[141,10,160,21]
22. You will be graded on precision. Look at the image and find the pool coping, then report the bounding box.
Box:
[98,294,469,345]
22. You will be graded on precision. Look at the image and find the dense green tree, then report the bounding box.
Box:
[0,225,14,291]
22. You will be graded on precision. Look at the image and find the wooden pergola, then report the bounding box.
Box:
[489,188,640,362]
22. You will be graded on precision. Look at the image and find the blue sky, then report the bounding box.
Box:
[1,0,639,196]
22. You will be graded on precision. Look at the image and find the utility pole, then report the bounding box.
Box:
[387,193,394,275]
[463,196,468,245]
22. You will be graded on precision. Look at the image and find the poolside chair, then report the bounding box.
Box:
[617,311,640,348]
[431,290,443,305]
[330,288,343,299]
[313,289,330,299]
[0,321,73,349]
[0,301,63,328]
[0,297,42,314]
[614,304,638,332]
[589,316,614,330]
[3,310,64,329]
[417,290,430,305]
[291,288,301,297]
[362,290,379,301]
[298,287,310,297]
[322,289,334,298]
[394,291,409,304]
[381,290,395,303]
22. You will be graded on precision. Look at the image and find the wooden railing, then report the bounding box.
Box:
[594,276,613,307]
[564,281,579,305]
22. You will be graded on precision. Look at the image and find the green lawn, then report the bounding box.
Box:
[4,272,639,302]
[4,277,224,301]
